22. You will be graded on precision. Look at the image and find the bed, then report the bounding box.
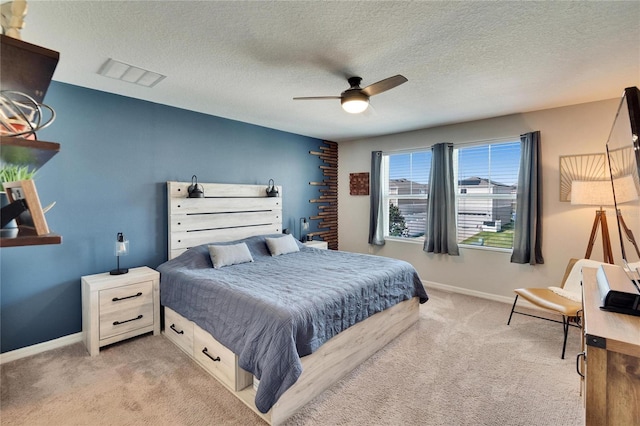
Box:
[158,181,428,424]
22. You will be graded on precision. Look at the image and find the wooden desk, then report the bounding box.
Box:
[581,267,640,426]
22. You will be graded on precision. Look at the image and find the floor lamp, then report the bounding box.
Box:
[571,180,615,264]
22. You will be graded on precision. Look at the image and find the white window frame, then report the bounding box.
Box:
[382,149,430,242]
[380,138,519,250]
[455,139,520,252]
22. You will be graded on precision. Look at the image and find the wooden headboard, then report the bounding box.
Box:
[167,181,282,259]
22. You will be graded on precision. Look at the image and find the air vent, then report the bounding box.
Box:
[97,58,165,88]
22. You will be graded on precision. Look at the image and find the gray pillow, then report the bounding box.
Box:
[208,242,254,269]
[265,234,300,256]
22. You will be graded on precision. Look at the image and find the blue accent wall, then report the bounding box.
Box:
[0,82,324,353]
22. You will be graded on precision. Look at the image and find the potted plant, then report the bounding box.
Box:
[0,164,37,192]
[1,164,37,230]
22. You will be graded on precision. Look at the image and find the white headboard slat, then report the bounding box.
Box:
[167,181,283,259]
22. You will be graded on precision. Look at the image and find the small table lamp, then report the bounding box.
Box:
[299,217,309,242]
[110,232,129,275]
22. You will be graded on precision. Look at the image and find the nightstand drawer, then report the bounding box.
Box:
[193,325,252,391]
[99,281,154,339]
[164,307,193,355]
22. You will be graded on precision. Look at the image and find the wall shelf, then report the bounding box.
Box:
[0,228,61,247]
[1,35,61,247]
[0,34,59,103]
[0,136,60,168]
[0,138,61,247]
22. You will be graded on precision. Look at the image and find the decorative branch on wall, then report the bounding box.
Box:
[349,172,369,195]
[559,153,607,202]
[308,140,338,250]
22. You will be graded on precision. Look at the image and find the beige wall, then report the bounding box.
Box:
[337,97,630,301]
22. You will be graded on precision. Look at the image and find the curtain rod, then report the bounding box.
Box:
[382,135,521,155]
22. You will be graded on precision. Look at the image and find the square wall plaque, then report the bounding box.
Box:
[349,172,369,195]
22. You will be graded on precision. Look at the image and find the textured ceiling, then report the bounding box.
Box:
[19,1,640,142]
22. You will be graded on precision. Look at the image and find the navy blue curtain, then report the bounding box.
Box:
[368,151,385,245]
[511,131,544,264]
[424,143,459,255]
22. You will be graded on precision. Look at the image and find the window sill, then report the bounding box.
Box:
[458,244,513,254]
[383,237,513,253]
[384,236,425,245]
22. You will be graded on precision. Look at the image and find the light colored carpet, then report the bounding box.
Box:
[0,289,584,425]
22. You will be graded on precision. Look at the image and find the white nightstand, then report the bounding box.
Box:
[81,266,160,356]
[303,240,328,250]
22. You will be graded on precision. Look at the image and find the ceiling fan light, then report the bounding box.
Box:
[341,96,369,114]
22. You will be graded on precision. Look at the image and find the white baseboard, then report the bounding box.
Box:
[0,332,83,365]
[423,279,542,311]
[423,280,514,303]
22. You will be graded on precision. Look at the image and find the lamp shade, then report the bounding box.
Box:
[571,180,614,206]
[571,176,639,206]
[114,232,129,256]
[187,175,204,198]
[110,232,129,275]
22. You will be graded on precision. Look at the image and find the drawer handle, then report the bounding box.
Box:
[202,347,221,362]
[576,352,586,378]
[170,324,184,335]
[113,314,143,326]
[112,292,143,302]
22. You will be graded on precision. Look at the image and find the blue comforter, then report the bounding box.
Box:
[158,234,428,413]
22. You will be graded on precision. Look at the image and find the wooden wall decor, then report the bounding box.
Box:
[559,153,607,202]
[308,140,338,250]
[349,172,369,195]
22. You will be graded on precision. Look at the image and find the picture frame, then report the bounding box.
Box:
[3,179,50,235]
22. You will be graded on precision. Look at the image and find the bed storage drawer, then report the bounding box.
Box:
[99,281,154,339]
[193,324,252,392]
[164,307,193,354]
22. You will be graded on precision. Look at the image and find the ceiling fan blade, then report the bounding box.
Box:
[293,96,341,100]
[361,75,408,97]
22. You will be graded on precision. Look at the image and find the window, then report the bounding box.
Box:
[383,151,431,239]
[456,141,520,249]
[381,140,520,249]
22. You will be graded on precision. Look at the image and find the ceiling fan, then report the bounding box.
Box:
[293,75,408,114]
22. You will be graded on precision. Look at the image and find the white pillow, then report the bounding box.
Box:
[265,234,300,256]
[208,243,254,269]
